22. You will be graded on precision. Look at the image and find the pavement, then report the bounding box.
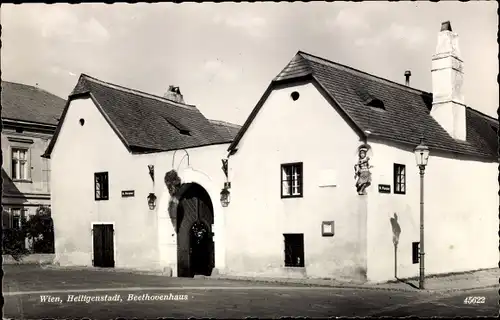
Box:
[2,265,499,319]
[40,263,500,293]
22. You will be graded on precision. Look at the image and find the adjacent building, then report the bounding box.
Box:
[43,75,240,273]
[46,21,498,283]
[225,21,498,282]
[1,81,66,234]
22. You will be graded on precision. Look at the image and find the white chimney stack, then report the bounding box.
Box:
[430,21,466,140]
[164,85,185,104]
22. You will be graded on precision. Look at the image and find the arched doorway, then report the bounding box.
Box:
[176,183,215,277]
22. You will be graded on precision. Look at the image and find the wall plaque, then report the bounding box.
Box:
[322,221,335,237]
[378,184,391,193]
[121,190,135,197]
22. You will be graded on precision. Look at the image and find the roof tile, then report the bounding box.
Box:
[1,81,66,125]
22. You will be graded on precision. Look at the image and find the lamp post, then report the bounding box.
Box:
[414,136,430,289]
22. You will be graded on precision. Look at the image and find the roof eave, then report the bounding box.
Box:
[42,91,134,159]
[227,73,368,153]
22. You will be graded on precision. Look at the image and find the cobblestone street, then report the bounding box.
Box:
[2,265,497,319]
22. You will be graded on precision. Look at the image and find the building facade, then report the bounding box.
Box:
[47,21,498,283]
[43,76,240,275]
[1,81,65,237]
[225,21,498,283]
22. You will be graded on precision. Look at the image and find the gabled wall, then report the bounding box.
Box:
[50,97,160,269]
[50,96,229,272]
[367,139,498,282]
[226,82,367,280]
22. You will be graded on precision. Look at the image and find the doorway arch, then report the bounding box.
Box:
[176,183,215,277]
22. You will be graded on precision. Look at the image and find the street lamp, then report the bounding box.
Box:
[414,136,430,289]
[147,193,157,210]
[220,187,230,207]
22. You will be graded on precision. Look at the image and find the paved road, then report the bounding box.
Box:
[2,265,498,319]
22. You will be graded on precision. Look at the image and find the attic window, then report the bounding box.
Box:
[367,98,385,110]
[291,91,300,101]
[355,88,385,110]
[164,116,191,136]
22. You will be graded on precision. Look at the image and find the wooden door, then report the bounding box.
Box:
[93,224,115,268]
[177,186,214,277]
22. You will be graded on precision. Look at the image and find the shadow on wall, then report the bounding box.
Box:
[388,213,419,289]
[390,213,401,279]
[2,168,28,201]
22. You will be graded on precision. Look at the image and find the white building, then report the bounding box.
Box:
[45,21,498,282]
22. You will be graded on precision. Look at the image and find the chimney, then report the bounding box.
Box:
[164,85,185,104]
[404,70,411,86]
[430,21,466,140]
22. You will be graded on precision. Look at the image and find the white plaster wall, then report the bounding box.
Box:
[367,140,498,282]
[151,144,229,275]
[51,98,160,270]
[226,82,367,280]
[50,96,229,273]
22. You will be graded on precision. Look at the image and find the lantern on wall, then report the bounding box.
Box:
[147,193,157,210]
[220,187,230,207]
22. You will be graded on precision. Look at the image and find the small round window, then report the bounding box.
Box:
[79,118,85,126]
[291,91,300,101]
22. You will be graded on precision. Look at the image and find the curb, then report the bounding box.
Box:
[40,265,170,277]
[38,265,498,293]
[203,275,499,293]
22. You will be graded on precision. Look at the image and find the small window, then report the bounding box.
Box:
[11,208,22,229]
[281,162,303,198]
[95,172,109,201]
[367,99,385,110]
[291,91,300,101]
[412,242,420,264]
[11,148,30,180]
[394,164,406,194]
[284,233,305,267]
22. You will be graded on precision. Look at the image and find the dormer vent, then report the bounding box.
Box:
[163,116,191,135]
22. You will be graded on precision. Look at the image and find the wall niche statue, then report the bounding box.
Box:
[354,144,373,195]
[164,170,182,196]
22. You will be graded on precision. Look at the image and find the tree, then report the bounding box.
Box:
[24,206,55,254]
[2,209,29,260]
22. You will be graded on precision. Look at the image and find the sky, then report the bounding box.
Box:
[1,2,498,125]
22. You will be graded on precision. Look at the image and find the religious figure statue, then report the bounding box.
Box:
[354,144,373,195]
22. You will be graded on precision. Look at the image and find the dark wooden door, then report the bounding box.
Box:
[177,186,214,277]
[93,224,115,268]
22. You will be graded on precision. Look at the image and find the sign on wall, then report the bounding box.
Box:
[378,184,391,193]
[121,190,135,197]
[318,169,337,187]
[321,221,335,237]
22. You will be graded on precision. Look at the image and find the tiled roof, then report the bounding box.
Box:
[229,51,498,161]
[1,81,66,125]
[209,119,242,142]
[44,74,236,157]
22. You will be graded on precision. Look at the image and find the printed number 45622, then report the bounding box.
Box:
[464,296,486,304]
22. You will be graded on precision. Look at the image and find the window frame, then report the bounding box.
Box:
[280,162,303,199]
[412,241,420,264]
[283,233,305,268]
[393,163,406,195]
[11,208,23,229]
[11,147,30,181]
[94,172,109,201]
